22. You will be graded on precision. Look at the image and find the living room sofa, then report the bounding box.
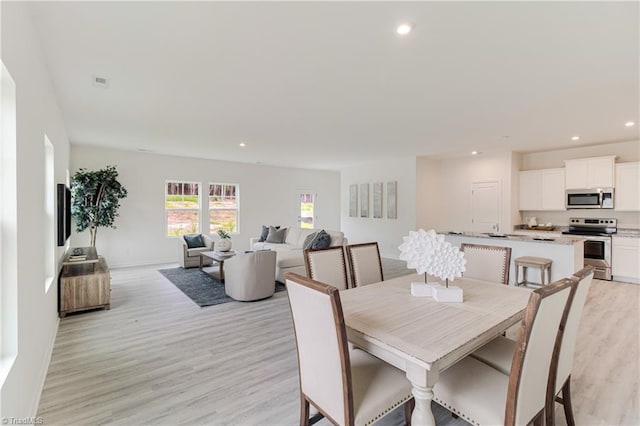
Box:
[249,227,347,282]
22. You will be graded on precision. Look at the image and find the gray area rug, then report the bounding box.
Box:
[159,267,285,307]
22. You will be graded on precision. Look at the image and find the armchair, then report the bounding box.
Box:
[179,234,214,268]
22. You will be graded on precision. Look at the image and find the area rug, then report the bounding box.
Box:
[158,267,286,307]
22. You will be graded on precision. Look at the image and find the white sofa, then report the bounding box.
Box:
[249,227,347,282]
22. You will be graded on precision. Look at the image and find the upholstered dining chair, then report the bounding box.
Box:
[346,242,384,287]
[470,266,594,426]
[284,272,414,426]
[432,277,574,426]
[460,243,512,284]
[304,246,349,290]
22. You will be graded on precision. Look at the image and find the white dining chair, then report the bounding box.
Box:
[284,272,414,426]
[433,278,574,426]
[346,242,384,287]
[470,266,594,426]
[304,247,349,290]
[460,243,512,284]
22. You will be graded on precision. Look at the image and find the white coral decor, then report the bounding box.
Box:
[399,229,466,282]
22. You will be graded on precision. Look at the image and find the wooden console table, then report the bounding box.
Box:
[59,248,111,317]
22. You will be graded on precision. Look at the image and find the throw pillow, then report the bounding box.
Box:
[259,225,280,242]
[266,226,287,243]
[311,230,331,249]
[183,234,205,249]
[302,231,319,250]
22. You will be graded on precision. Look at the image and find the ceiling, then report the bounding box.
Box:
[28,1,639,170]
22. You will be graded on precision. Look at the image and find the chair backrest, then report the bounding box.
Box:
[460,243,512,284]
[284,273,353,426]
[304,247,349,290]
[555,266,594,391]
[505,278,574,426]
[346,242,384,287]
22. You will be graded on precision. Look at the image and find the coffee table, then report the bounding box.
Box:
[199,250,236,282]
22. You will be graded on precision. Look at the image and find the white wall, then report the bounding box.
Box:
[1,2,70,418]
[416,157,441,230]
[435,152,516,233]
[340,157,417,258]
[70,146,341,267]
[522,140,640,170]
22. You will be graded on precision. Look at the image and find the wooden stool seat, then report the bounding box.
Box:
[515,256,552,288]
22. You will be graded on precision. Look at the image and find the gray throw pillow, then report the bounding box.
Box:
[311,230,331,249]
[266,226,287,243]
[259,225,280,242]
[302,231,319,250]
[183,234,205,249]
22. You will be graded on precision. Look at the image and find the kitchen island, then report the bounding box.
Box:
[444,232,584,285]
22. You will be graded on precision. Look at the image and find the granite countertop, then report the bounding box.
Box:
[615,229,640,238]
[442,231,583,246]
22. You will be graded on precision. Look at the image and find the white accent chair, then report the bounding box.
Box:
[304,247,349,290]
[470,266,594,426]
[346,242,384,287]
[179,234,214,268]
[433,278,574,426]
[460,243,512,284]
[284,272,414,426]
[224,251,277,301]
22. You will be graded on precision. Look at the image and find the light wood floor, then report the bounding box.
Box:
[37,263,639,425]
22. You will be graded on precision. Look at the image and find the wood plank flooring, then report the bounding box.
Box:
[37,262,639,425]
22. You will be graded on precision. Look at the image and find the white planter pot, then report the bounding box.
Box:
[217,238,232,252]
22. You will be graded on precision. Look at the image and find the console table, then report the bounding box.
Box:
[59,248,111,317]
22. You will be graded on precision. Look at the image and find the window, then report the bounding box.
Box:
[209,183,239,234]
[165,181,200,236]
[44,135,55,291]
[1,61,17,382]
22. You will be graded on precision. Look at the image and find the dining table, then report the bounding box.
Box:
[340,273,532,426]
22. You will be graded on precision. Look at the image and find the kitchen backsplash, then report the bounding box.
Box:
[520,210,640,229]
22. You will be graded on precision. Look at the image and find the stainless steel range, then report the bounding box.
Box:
[562,217,617,280]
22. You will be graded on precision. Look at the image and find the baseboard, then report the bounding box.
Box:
[612,275,640,285]
[28,315,59,416]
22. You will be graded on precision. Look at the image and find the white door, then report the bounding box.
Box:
[471,181,501,234]
[297,191,316,229]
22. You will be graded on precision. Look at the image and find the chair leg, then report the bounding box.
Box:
[562,377,576,426]
[300,396,310,426]
[532,410,544,426]
[404,398,415,426]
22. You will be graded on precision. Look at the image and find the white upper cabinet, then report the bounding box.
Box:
[615,162,640,211]
[541,168,566,210]
[519,170,543,210]
[519,168,565,211]
[564,156,616,189]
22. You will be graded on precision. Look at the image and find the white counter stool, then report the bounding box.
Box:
[515,256,552,288]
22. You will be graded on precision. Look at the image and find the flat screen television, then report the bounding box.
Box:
[57,183,72,246]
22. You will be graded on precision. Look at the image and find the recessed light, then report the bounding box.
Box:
[571,136,580,141]
[471,151,480,155]
[625,121,635,127]
[239,142,246,147]
[396,23,412,35]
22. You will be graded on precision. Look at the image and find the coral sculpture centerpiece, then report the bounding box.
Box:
[399,229,467,302]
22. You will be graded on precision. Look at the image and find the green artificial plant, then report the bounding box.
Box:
[71,165,128,247]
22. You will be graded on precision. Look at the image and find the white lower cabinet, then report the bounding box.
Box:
[612,236,640,283]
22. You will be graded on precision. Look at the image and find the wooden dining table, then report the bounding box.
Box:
[340,273,532,426]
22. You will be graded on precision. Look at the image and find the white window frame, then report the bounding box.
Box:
[208,182,240,235]
[44,135,55,292]
[165,180,201,237]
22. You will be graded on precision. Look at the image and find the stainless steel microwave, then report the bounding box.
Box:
[566,188,614,209]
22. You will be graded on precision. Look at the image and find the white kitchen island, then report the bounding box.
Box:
[445,233,584,285]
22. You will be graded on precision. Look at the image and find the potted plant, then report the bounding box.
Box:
[216,229,232,252]
[70,165,128,247]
